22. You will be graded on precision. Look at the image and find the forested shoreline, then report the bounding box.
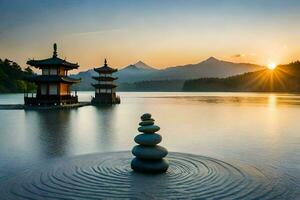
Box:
[0,59,35,93]
[183,61,300,92]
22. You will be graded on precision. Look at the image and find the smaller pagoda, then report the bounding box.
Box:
[91,59,120,104]
[24,44,81,106]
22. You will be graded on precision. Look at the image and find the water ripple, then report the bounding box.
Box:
[0,152,297,199]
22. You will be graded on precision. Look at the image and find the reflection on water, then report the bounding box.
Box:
[0,92,299,192]
[268,94,277,111]
[141,92,300,106]
[88,105,118,151]
[32,110,72,158]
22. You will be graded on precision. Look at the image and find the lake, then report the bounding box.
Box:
[0,92,299,198]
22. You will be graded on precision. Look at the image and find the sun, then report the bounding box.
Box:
[267,63,277,70]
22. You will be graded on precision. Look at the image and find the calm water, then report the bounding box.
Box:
[0,92,299,194]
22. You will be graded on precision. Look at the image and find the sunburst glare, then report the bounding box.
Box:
[268,63,277,70]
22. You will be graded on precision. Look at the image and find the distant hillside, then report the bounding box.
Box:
[119,80,184,91]
[0,59,35,93]
[115,61,158,83]
[71,69,96,91]
[151,57,263,81]
[73,57,264,91]
[183,61,300,92]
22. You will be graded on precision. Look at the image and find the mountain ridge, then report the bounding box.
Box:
[72,57,265,90]
[129,61,156,71]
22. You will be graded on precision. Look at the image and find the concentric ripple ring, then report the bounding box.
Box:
[0,151,295,199]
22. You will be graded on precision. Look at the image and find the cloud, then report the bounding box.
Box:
[231,54,246,58]
[70,28,123,36]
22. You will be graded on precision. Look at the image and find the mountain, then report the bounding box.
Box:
[120,61,156,72]
[72,57,264,91]
[114,61,157,83]
[71,69,97,91]
[152,57,263,81]
[183,61,300,92]
[131,61,156,70]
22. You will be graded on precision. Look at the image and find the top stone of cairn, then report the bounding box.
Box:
[138,113,159,133]
[141,113,152,121]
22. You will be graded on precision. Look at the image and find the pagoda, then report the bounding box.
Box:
[24,44,81,106]
[91,59,120,104]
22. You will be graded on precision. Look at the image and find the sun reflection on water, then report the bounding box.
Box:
[268,94,277,111]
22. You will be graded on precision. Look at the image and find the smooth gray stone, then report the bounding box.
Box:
[134,133,162,146]
[131,158,169,173]
[139,120,154,126]
[141,118,155,122]
[138,125,160,133]
[132,145,168,160]
[141,113,151,121]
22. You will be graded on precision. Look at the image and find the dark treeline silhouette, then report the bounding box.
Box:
[0,59,35,93]
[183,61,300,92]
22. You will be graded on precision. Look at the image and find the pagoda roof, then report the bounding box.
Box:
[24,75,81,84]
[26,44,79,69]
[91,83,117,89]
[92,76,118,81]
[94,59,118,74]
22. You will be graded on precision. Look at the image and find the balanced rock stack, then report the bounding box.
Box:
[131,113,169,173]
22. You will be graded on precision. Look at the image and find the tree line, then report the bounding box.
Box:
[0,59,35,93]
[183,61,300,92]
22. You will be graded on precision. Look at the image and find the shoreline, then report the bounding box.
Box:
[0,102,91,110]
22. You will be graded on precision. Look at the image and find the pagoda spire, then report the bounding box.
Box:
[53,43,57,58]
[104,58,107,66]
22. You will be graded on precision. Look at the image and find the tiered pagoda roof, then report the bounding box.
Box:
[94,59,118,74]
[92,76,118,81]
[92,59,118,89]
[25,75,81,83]
[91,83,117,89]
[25,44,81,84]
[26,44,79,69]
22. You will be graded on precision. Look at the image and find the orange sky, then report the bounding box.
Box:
[0,1,299,71]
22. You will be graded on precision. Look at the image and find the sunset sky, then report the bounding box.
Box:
[0,0,300,71]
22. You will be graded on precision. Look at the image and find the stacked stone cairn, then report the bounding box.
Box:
[131,113,169,173]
